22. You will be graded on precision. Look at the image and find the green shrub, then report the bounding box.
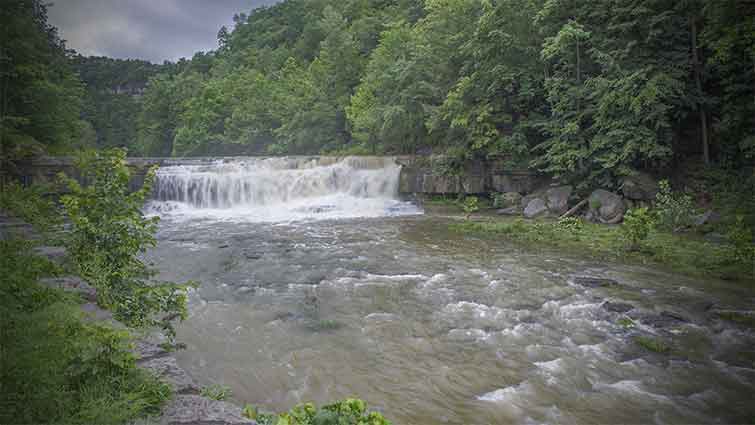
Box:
[655,180,697,232]
[244,399,390,425]
[461,196,479,219]
[621,207,655,251]
[200,384,232,401]
[59,148,190,342]
[0,181,61,234]
[556,216,583,235]
[0,239,171,424]
[727,215,755,267]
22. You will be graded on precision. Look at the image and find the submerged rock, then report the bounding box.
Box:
[161,395,255,425]
[632,311,689,328]
[602,301,635,313]
[572,276,620,288]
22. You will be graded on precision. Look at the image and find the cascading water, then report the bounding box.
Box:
[146,157,421,221]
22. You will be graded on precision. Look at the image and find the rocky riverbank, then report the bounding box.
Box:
[1,214,254,425]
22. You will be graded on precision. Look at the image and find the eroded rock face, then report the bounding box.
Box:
[545,185,573,215]
[161,395,255,425]
[587,189,626,224]
[523,198,548,219]
[140,357,199,395]
[32,246,68,263]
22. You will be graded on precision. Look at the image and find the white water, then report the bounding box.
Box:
[146,157,421,222]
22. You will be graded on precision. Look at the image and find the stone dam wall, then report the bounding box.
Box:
[8,156,542,196]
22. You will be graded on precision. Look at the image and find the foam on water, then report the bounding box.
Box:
[146,156,421,222]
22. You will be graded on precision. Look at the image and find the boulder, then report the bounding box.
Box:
[587,189,626,224]
[523,198,548,219]
[495,192,522,208]
[620,172,659,201]
[545,185,573,215]
[161,395,255,425]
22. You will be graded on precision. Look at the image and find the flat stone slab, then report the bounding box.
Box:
[161,395,255,425]
[572,276,620,288]
[33,246,68,263]
[38,276,97,301]
[133,340,170,362]
[140,357,199,395]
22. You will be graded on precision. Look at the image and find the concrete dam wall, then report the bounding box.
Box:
[10,156,541,196]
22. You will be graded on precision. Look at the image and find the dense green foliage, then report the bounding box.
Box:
[60,148,189,341]
[0,0,88,160]
[0,239,171,424]
[0,181,60,232]
[71,56,168,153]
[97,0,753,187]
[244,399,390,425]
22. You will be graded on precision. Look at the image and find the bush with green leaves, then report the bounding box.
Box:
[0,239,171,424]
[621,207,655,251]
[244,399,390,425]
[59,148,190,341]
[461,196,479,219]
[556,216,583,235]
[727,216,755,267]
[654,180,697,232]
[0,181,61,234]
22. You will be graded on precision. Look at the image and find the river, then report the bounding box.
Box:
[145,157,755,424]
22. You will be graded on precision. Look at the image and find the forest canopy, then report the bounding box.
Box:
[2,0,754,186]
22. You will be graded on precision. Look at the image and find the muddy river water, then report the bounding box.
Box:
[145,157,755,424]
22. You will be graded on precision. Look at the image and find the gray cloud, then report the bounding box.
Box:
[48,0,281,63]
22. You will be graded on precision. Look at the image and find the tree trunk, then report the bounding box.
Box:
[690,17,710,165]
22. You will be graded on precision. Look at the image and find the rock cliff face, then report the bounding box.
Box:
[396,157,541,195]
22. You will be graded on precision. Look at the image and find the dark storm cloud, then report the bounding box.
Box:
[48,0,280,63]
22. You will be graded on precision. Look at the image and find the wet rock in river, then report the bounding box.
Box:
[140,356,199,394]
[602,301,635,313]
[161,395,254,425]
[572,276,620,288]
[632,311,689,328]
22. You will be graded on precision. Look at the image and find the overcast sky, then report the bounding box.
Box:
[48,0,281,63]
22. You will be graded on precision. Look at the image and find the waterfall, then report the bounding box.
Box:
[146,156,420,221]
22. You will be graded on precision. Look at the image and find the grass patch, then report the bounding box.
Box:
[450,217,754,283]
[635,336,671,353]
[200,384,232,401]
[306,319,344,332]
[0,239,171,424]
